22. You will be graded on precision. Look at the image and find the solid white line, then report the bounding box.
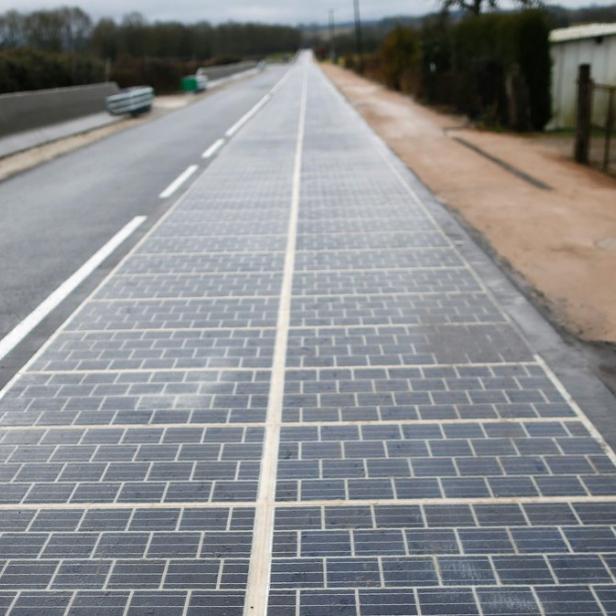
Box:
[244,61,308,616]
[0,216,146,363]
[0,141,230,403]
[202,138,225,159]
[159,165,199,199]
[0,415,581,434]
[222,68,293,140]
[27,360,540,375]
[1,495,616,513]
[318,66,516,328]
[536,354,616,467]
[225,95,271,138]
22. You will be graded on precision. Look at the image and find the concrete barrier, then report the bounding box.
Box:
[200,62,258,82]
[0,82,119,138]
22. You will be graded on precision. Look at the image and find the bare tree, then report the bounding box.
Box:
[0,10,24,48]
[60,7,92,53]
[441,0,540,16]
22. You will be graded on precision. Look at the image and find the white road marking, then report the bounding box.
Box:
[243,61,308,616]
[226,94,271,138]
[202,138,225,159]
[319,67,517,327]
[0,216,146,363]
[96,266,472,278]
[27,360,540,375]
[537,353,616,467]
[159,165,199,199]
[0,132,228,402]
[223,66,294,140]
[320,67,616,471]
[1,494,616,513]
[0,415,581,434]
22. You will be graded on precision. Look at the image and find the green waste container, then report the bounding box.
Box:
[181,75,207,93]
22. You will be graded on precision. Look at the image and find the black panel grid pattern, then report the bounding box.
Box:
[0,56,615,616]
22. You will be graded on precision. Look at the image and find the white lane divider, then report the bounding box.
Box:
[203,66,295,160]
[226,94,272,138]
[243,62,308,616]
[225,67,294,140]
[202,138,226,159]
[159,165,199,199]
[0,216,146,363]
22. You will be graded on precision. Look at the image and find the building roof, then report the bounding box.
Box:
[550,23,616,44]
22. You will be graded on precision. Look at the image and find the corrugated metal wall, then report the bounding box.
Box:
[551,34,616,129]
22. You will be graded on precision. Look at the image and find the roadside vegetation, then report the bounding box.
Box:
[316,1,616,132]
[338,9,551,131]
[0,7,301,94]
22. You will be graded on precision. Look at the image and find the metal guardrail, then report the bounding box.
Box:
[106,87,155,117]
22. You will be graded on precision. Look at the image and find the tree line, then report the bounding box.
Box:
[0,7,302,60]
[0,7,301,94]
[323,1,555,132]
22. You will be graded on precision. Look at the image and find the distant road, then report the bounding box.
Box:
[0,65,288,387]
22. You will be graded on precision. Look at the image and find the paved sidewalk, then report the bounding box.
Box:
[0,53,616,616]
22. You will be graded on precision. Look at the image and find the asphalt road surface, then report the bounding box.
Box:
[0,52,616,616]
[0,64,287,387]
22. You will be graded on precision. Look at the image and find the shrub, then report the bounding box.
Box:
[0,48,105,94]
[513,10,552,130]
[379,26,421,94]
[373,10,552,131]
[109,56,244,94]
[438,10,552,130]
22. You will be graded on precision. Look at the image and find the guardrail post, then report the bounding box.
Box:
[574,64,592,164]
[603,89,614,172]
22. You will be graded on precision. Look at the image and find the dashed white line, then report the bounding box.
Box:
[202,138,225,159]
[0,216,147,363]
[159,165,199,199]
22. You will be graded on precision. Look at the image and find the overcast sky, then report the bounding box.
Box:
[0,0,614,24]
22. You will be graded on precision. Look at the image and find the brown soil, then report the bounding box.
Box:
[323,64,616,344]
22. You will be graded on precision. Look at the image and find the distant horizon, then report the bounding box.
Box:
[0,0,615,26]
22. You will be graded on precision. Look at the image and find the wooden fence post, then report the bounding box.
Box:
[603,89,614,172]
[574,64,592,164]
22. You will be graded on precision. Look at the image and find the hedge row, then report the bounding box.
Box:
[0,48,246,96]
[0,48,105,94]
[349,10,552,131]
[109,55,242,94]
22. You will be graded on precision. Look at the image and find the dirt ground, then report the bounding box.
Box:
[323,64,616,345]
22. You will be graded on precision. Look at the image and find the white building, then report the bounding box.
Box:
[550,23,616,129]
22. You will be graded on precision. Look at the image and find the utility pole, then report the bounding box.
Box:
[353,0,364,72]
[329,9,336,62]
[574,64,592,164]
